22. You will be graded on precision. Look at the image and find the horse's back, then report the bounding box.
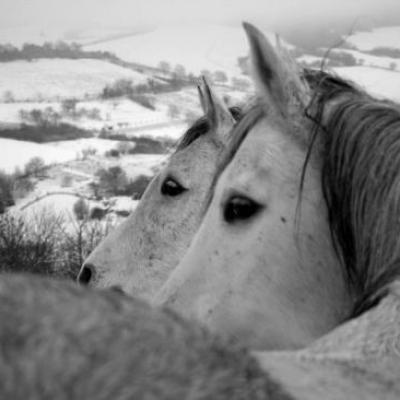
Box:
[0,273,289,400]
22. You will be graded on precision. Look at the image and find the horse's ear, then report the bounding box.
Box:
[275,33,310,109]
[197,82,207,114]
[243,22,309,115]
[197,76,235,141]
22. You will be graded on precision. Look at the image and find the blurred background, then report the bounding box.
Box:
[0,0,399,278]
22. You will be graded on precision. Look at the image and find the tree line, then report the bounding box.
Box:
[0,41,118,62]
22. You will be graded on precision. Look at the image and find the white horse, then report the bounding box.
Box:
[78,80,241,300]
[155,24,351,350]
[156,22,400,354]
[0,273,290,400]
[76,22,400,398]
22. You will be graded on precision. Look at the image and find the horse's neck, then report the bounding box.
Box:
[254,285,400,399]
[256,350,400,400]
[298,281,400,363]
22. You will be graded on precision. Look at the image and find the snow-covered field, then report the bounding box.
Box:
[1,22,400,223]
[85,24,291,77]
[346,26,400,51]
[329,48,400,71]
[77,98,169,130]
[13,193,140,231]
[0,98,170,130]
[0,138,125,173]
[0,86,247,139]
[0,138,74,173]
[0,101,61,124]
[10,153,163,220]
[48,138,130,157]
[122,123,189,141]
[334,66,400,103]
[17,193,86,220]
[0,59,149,101]
[297,55,323,65]
[115,154,167,178]
[0,25,139,47]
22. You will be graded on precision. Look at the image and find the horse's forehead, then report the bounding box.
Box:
[170,134,221,171]
[226,119,300,179]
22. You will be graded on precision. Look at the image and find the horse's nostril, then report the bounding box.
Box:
[77,264,94,285]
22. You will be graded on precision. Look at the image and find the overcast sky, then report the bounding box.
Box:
[2,0,400,30]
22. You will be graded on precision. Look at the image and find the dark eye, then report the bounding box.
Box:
[161,177,187,197]
[223,196,263,223]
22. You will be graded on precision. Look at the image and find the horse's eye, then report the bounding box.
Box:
[161,177,187,197]
[223,196,262,223]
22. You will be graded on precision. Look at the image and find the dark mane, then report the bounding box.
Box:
[175,106,242,152]
[306,70,400,316]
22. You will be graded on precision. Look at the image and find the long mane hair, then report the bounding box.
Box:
[305,69,400,317]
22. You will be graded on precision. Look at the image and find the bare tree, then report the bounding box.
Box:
[213,70,228,83]
[158,60,171,74]
[24,157,46,178]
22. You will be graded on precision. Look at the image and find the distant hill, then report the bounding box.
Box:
[83,24,293,77]
[334,67,400,103]
[345,26,400,51]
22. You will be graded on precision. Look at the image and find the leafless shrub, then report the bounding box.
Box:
[0,209,113,280]
[0,211,63,275]
[57,215,113,280]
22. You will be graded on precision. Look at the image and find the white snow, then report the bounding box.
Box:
[334,67,400,102]
[47,138,128,157]
[329,48,400,71]
[108,196,139,213]
[0,138,75,173]
[76,98,169,130]
[346,26,400,51]
[297,55,323,65]
[63,27,140,46]
[0,101,61,124]
[0,59,150,101]
[17,193,81,219]
[120,122,189,141]
[85,24,291,77]
[0,98,170,131]
[117,154,167,178]
[0,138,126,173]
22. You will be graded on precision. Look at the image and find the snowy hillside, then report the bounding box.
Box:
[346,26,400,51]
[0,138,124,173]
[0,25,142,47]
[85,24,291,77]
[0,98,170,129]
[0,59,149,101]
[299,25,400,103]
[1,21,400,228]
[334,67,400,103]
[329,48,400,71]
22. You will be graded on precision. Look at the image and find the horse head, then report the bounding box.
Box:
[78,79,240,300]
[155,23,353,350]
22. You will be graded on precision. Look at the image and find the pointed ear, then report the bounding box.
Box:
[197,76,235,141]
[275,33,310,109]
[197,82,207,114]
[243,22,309,116]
